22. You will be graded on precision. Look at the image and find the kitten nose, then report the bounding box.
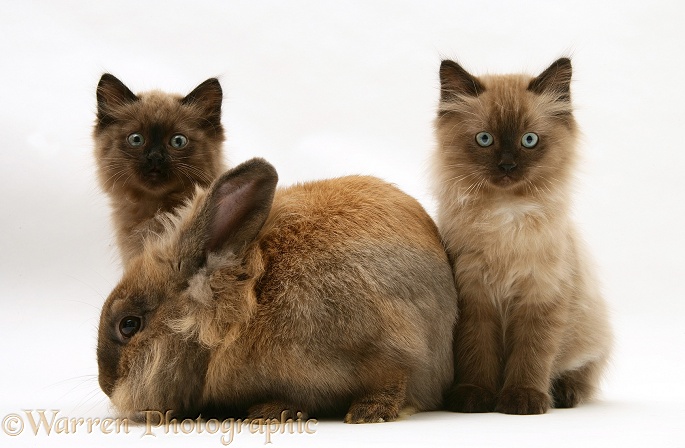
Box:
[498,161,517,173]
[497,153,516,173]
[146,147,165,164]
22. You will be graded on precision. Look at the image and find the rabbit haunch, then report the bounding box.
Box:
[97,158,458,423]
[433,58,612,415]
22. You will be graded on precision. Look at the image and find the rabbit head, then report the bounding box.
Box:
[97,158,278,419]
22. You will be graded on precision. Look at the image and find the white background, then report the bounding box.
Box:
[1,1,683,447]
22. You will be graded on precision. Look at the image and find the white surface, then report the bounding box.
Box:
[1,1,684,447]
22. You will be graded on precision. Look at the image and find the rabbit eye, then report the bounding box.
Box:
[119,316,142,339]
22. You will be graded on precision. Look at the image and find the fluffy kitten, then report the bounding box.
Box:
[94,74,226,264]
[433,58,612,414]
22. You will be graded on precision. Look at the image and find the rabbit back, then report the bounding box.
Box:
[204,175,457,414]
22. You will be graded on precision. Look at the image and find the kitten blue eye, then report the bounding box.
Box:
[475,132,494,147]
[170,134,188,149]
[127,133,145,147]
[521,132,539,148]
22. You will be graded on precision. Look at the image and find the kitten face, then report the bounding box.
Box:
[94,75,225,197]
[435,59,578,195]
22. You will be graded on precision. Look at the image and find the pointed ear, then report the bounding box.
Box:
[181,78,223,130]
[439,59,485,101]
[528,58,572,101]
[96,74,138,127]
[189,158,278,260]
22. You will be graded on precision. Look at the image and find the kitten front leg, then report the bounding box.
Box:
[447,289,502,413]
[121,215,168,264]
[496,300,567,415]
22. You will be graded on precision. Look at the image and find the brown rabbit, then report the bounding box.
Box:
[93,74,226,264]
[97,158,458,423]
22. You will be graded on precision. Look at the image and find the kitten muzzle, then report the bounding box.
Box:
[497,153,517,173]
[142,147,170,180]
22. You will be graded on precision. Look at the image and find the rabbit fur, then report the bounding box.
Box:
[97,158,458,423]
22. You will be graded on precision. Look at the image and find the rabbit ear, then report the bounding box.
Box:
[191,158,278,258]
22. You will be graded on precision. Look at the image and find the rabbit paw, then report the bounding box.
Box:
[344,372,407,423]
[496,387,550,415]
[344,401,400,424]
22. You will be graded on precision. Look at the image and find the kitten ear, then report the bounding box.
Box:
[528,58,572,101]
[96,74,138,127]
[182,158,278,262]
[181,78,223,129]
[439,60,485,100]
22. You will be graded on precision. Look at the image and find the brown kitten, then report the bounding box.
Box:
[94,74,226,264]
[432,58,612,414]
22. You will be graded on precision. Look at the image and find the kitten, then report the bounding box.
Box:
[432,58,612,414]
[94,74,226,264]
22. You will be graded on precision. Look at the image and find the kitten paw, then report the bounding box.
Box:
[552,374,590,408]
[496,387,550,415]
[445,384,496,413]
[344,401,399,424]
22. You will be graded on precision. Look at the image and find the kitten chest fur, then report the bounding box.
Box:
[441,193,575,309]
